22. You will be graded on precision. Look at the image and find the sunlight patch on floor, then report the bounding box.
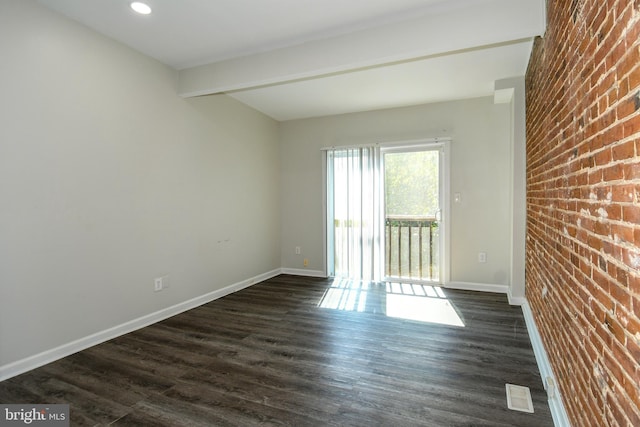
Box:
[319,278,465,327]
[385,292,464,326]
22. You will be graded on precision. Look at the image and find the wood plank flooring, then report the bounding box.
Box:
[0,275,553,426]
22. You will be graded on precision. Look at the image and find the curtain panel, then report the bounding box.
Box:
[326,146,382,282]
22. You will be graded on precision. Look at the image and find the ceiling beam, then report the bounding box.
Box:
[177,0,546,97]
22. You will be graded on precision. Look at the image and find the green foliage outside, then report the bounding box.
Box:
[384,150,439,217]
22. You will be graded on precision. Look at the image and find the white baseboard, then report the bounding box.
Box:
[0,269,569,427]
[521,301,571,427]
[0,269,282,382]
[446,282,527,306]
[507,289,527,306]
[280,268,326,278]
[445,281,509,295]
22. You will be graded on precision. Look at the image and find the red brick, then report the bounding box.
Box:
[589,168,604,184]
[623,162,640,180]
[604,393,626,426]
[603,164,624,181]
[612,223,635,244]
[576,172,589,185]
[605,311,628,344]
[606,204,622,221]
[620,354,640,389]
[622,205,640,223]
[610,283,631,308]
[618,44,640,77]
[629,65,640,91]
[618,76,631,99]
[594,220,611,236]
[595,322,614,349]
[622,111,640,137]
[526,1,640,424]
[612,139,636,160]
[618,398,640,427]
[604,349,624,385]
[595,148,612,165]
[610,184,636,202]
[626,339,640,367]
[612,340,638,383]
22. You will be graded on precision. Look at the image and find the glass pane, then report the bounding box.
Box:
[385,150,439,217]
[384,149,440,282]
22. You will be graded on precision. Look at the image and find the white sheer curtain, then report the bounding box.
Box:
[326,146,382,282]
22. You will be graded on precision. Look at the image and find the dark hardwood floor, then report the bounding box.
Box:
[0,275,553,426]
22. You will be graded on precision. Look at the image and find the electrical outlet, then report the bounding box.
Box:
[478,252,487,263]
[154,277,163,292]
[295,246,301,255]
[303,258,309,267]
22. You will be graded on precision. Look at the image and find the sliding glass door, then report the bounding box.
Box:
[325,141,447,284]
[383,146,442,282]
[326,146,383,281]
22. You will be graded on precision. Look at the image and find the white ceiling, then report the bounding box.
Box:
[228,41,533,120]
[37,0,546,121]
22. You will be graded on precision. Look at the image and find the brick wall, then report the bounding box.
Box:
[526,0,640,425]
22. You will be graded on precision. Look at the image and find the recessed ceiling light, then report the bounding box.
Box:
[130,2,151,15]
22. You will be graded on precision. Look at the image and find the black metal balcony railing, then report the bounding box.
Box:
[385,216,439,281]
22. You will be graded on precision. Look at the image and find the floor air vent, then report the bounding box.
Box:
[505,383,534,413]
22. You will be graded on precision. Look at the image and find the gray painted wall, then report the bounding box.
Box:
[0,0,516,371]
[279,97,512,286]
[0,0,281,366]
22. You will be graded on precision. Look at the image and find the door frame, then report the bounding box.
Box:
[322,138,451,285]
[380,139,450,285]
